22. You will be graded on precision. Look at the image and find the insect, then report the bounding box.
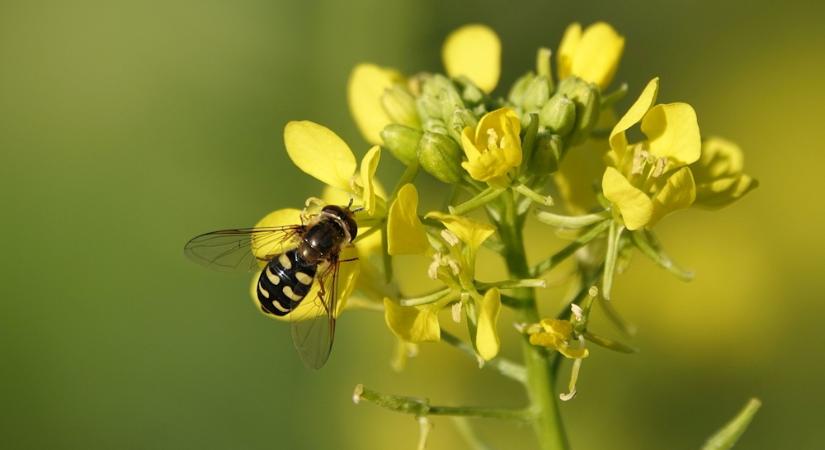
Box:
[184,203,359,369]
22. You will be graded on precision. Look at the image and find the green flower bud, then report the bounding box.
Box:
[540,95,576,136]
[522,75,552,112]
[416,96,441,121]
[556,77,601,144]
[530,131,563,175]
[508,72,535,107]
[381,85,421,129]
[459,78,484,105]
[381,124,423,166]
[418,132,463,184]
[446,108,477,142]
[423,118,449,135]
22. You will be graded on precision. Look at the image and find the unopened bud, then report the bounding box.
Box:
[522,75,551,112]
[530,131,564,175]
[381,85,420,128]
[556,77,601,144]
[418,132,463,184]
[508,72,535,107]
[457,77,484,105]
[381,124,422,166]
[422,118,449,135]
[446,108,477,142]
[540,95,576,136]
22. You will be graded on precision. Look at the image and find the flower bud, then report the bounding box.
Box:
[381,124,423,166]
[540,95,576,136]
[556,77,600,144]
[446,108,477,142]
[381,85,421,129]
[423,118,449,135]
[416,95,441,121]
[522,75,552,112]
[460,79,484,105]
[418,132,463,183]
[530,131,563,175]
[508,72,535,107]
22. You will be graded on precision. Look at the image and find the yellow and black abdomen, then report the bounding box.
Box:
[256,249,317,316]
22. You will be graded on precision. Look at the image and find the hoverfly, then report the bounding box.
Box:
[184,203,359,369]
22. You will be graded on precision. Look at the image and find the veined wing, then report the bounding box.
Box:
[184,226,303,272]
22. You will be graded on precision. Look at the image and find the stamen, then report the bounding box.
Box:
[427,253,442,280]
[441,229,460,247]
[451,302,463,323]
[571,304,584,321]
[416,417,432,450]
[486,128,500,149]
[651,157,666,178]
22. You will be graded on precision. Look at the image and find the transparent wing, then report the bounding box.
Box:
[184,226,303,272]
[289,258,339,369]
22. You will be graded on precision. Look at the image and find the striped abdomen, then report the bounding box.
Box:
[256,249,318,316]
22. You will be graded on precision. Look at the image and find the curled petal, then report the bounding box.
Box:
[569,22,625,89]
[252,208,303,260]
[442,24,501,93]
[602,167,653,230]
[387,184,428,255]
[384,298,441,342]
[284,121,356,189]
[425,211,495,253]
[641,103,701,165]
[348,64,404,145]
[693,137,744,179]
[610,78,659,154]
[360,146,382,216]
[475,288,501,360]
[650,167,696,225]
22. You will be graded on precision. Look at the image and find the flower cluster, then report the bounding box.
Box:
[254,21,757,448]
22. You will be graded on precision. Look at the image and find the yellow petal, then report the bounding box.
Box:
[649,166,696,225]
[641,103,701,165]
[610,78,659,154]
[284,121,356,189]
[558,346,589,359]
[693,137,745,180]
[475,288,502,360]
[602,167,653,230]
[695,175,758,209]
[252,245,360,322]
[442,24,501,93]
[570,22,625,89]
[251,208,303,260]
[360,146,382,216]
[384,298,440,342]
[387,184,429,255]
[425,211,495,252]
[557,23,582,80]
[347,64,404,145]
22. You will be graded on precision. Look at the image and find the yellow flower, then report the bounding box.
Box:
[527,319,589,359]
[601,78,700,230]
[249,208,360,322]
[284,120,384,216]
[475,288,502,360]
[691,137,758,209]
[460,108,522,186]
[347,64,405,145]
[557,22,625,89]
[386,184,429,255]
[442,24,501,93]
[424,211,495,281]
[383,298,441,342]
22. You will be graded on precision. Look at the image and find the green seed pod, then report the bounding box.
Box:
[381,124,423,166]
[381,85,421,129]
[418,132,463,184]
[540,95,576,137]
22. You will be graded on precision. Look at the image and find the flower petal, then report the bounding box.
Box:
[693,137,745,180]
[387,184,429,255]
[347,64,404,145]
[570,22,625,89]
[610,78,659,154]
[695,175,758,209]
[557,23,582,80]
[641,103,701,165]
[425,211,495,253]
[360,146,382,216]
[251,208,303,260]
[649,166,696,225]
[602,167,653,230]
[475,288,501,360]
[384,298,441,342]
[442,24,501,93]
[284,121,356,189]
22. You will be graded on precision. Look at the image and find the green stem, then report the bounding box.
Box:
[450,186,506,215]
[353,384,531,421]
[531,220,610,277]
[497,192,569,450]
[440,330,527,383]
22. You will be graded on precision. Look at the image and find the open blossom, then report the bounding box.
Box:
[601,77,701,230]
[460,107,523,185]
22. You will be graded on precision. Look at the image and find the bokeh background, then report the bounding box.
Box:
[2,0,823,449]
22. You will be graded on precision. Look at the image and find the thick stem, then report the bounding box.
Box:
[498,193,570,450]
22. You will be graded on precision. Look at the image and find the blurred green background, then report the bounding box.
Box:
[1,0,822,449]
